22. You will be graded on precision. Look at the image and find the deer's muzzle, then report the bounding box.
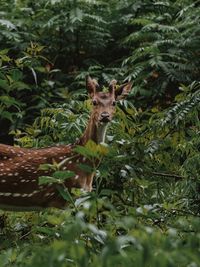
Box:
[100,112,111,123]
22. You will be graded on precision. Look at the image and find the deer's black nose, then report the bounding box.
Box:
[100,112,110,122]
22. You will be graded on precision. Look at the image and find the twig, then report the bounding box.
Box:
[151,171,184,180]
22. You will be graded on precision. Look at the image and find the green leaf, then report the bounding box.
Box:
[56,186,72,202]
[0,111,13,122]
[70,8,83,23]
[0,19,16,29]
[38,176,58,185]
[36,226,56,236]
[74,140,109,160]
[78,163,93,173]
[0,49,9,55]
[12,81,30,90]
[9,69,23,81]
[38,163,56,171]
[0,54,11,62]
[53,171,75,180]
[0,79,9,90]
[0,95,21,108]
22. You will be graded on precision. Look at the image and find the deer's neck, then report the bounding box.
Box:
[78,116,108,145]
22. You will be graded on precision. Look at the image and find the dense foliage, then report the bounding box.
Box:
[0,0,200,266]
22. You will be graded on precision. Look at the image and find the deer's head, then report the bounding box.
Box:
[86,76,132,143]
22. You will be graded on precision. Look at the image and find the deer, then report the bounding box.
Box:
[0,76,132,211]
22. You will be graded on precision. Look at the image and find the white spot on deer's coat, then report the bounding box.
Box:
[1,179,6,183]
[45,192,55,197]
[22,193,28,197]
[13,193,21,197]
[75,175,79,180]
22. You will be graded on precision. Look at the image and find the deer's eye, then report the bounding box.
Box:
[92,100,98,106]
[112,101,116,106]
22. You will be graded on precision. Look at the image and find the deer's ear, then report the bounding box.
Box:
[115,82,132,100]
[86,75,99,97]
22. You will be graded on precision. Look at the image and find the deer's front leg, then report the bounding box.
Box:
[85,173,94,192]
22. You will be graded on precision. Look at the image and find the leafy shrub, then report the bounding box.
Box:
[121,1,200,100]
[0,44,64,143]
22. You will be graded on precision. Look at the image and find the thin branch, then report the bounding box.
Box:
[168,208,200,218]
[151,171,184,180]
